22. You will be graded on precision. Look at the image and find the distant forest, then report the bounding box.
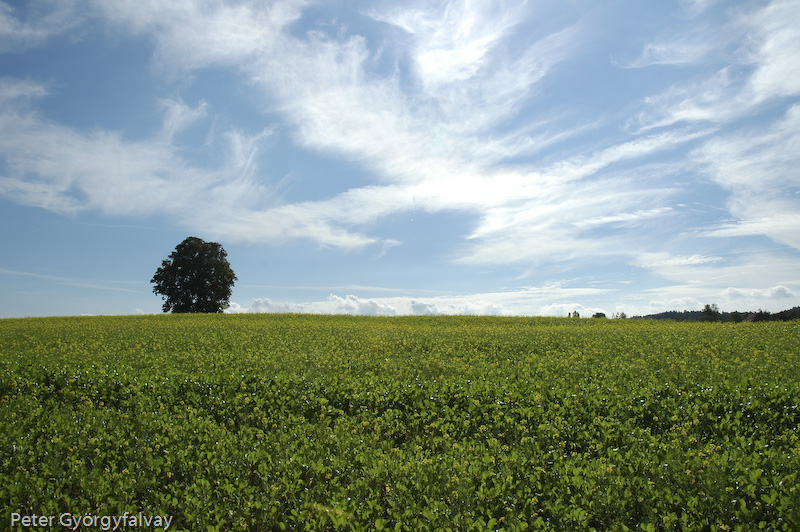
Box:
[632,305,800,322]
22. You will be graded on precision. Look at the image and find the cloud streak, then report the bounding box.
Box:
[693,103,800,250]
[0,0,82,52]
[630,0,800,131]
[0,268,140,293]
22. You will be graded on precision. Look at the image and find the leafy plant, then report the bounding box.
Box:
[2,315,799,530]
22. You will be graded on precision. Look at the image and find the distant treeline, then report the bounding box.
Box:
[631,305,800,322]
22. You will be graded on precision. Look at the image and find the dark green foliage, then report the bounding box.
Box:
[634,305,800,322]
[701,304,722,322]
[774,306,800,320]
[151,237,237,313]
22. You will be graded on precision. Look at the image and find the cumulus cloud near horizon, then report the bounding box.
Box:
[226,279,799,318]
[226,283,619,317]
[227,293,510,317]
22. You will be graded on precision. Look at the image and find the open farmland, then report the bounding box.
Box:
[1,314,799,531]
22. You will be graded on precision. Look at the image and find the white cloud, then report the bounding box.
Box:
[742,0,800,103]
[0,0,82,52]
[445,127,711,268]
[635,253,800,296]
[630,69,742,131]
[459,173,679,267]
[92,0,302,73]
[407,298,507,316]
[159,98,208,142]
[236,295,385,315]
[575,207,674,230]
[0,106,217,216]
[0,267,142,292]
[620,1,732,69]
[548,128,713,181]
[631,0,800,131]
[722,285,795,301]
[229,283,613,317]
[702,215,800,250]
[371,0,575,134]
[632,293,707,314]
[377,1,523,88]
[61,281,138,293]
[621,280,799,315]
[231,294,399,315]
[679,0,719,17]
[620,36,717,69]
[637,253,723,269]
[693,104,800,250]
[245,3,575,180]
[0,77,49,102]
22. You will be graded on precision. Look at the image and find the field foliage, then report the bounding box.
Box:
[2,314,799,531]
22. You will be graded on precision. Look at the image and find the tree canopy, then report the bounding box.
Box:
[151,237,237,313]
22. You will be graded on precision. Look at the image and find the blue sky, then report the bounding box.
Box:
[1,0,799,318]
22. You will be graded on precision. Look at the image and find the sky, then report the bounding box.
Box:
[1,0,799,318]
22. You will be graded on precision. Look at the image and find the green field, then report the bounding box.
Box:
[2,314,799,531]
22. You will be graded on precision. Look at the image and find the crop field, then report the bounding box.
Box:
[1,314,799,531]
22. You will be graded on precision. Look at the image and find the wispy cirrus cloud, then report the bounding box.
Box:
[375,1,521,87]
[370,0,575,132]
[0,268,140,293]
[617,18,725,70]
[637,253,723,269]
[0,96,224,217]
[158,98,209,142]
[627,254,799,315]
[459,183,675,268]
[679,0,719,17]
[630,0,800,131]
[0,0,82,52]
[92,0,300,72]
[615,31,723,68]
[692,103,800,251]
[0,77,50,101]
[619,0,731,69]
[0,82,292,241]
[743,0,800,103]
[635,252,800,293]
[620,39,715,69]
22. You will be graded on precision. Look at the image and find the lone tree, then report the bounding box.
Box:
[151,236,237,313]
[701,303,721,322]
